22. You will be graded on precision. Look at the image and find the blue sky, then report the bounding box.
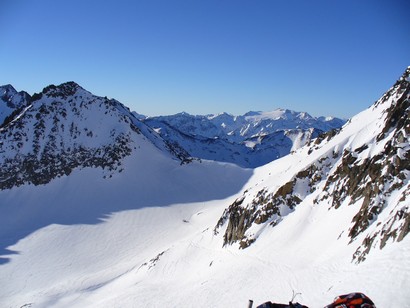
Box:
[1,0,409,118]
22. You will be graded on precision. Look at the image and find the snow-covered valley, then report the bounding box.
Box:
[0,68,409,307]
[1,158,408,307]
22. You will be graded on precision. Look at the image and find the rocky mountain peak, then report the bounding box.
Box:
[0,84,17,95]
[0,84,30,106]
[401,66,410,81]
[0,82,190,190]
[42,81,83,97]
[29,81,87,102]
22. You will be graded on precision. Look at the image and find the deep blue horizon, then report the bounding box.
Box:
[1,0,409,118]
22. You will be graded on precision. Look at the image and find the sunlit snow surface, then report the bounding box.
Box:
[0,80,409,307]
[0,156,408,307]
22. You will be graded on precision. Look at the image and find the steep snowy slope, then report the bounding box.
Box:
[214,67,410,263]
[143,110,345,168]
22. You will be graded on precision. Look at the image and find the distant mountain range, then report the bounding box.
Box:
[142,110,345,167]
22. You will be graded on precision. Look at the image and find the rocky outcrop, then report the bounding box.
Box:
[318,69,410,262]
[214,158,333,248]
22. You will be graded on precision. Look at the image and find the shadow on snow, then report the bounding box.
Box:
[0,161,253,265]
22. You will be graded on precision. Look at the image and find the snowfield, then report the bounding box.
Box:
[0,144,256,307]
[0,147,409,307]
[1,193,409,308]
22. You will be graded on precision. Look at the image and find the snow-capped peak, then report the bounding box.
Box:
[0,82,190,189]
[0,84,31,126]
[144,108,345,167]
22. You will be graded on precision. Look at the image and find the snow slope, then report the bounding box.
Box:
[0,69,409,307]
[0,160,408,307]
[0,134,253,307]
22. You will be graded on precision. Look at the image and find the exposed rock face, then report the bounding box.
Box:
[318,68,410,262]
[214,155,332,248]
[215,67,410,262]
[0,82,189,190]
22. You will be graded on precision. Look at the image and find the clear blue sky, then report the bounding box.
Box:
[1,0,409,118]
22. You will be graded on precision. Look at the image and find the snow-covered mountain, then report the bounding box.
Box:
[0,68,409,307]
[0,82,191,190]
[0,84,30,125]
[143,110,345,167]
